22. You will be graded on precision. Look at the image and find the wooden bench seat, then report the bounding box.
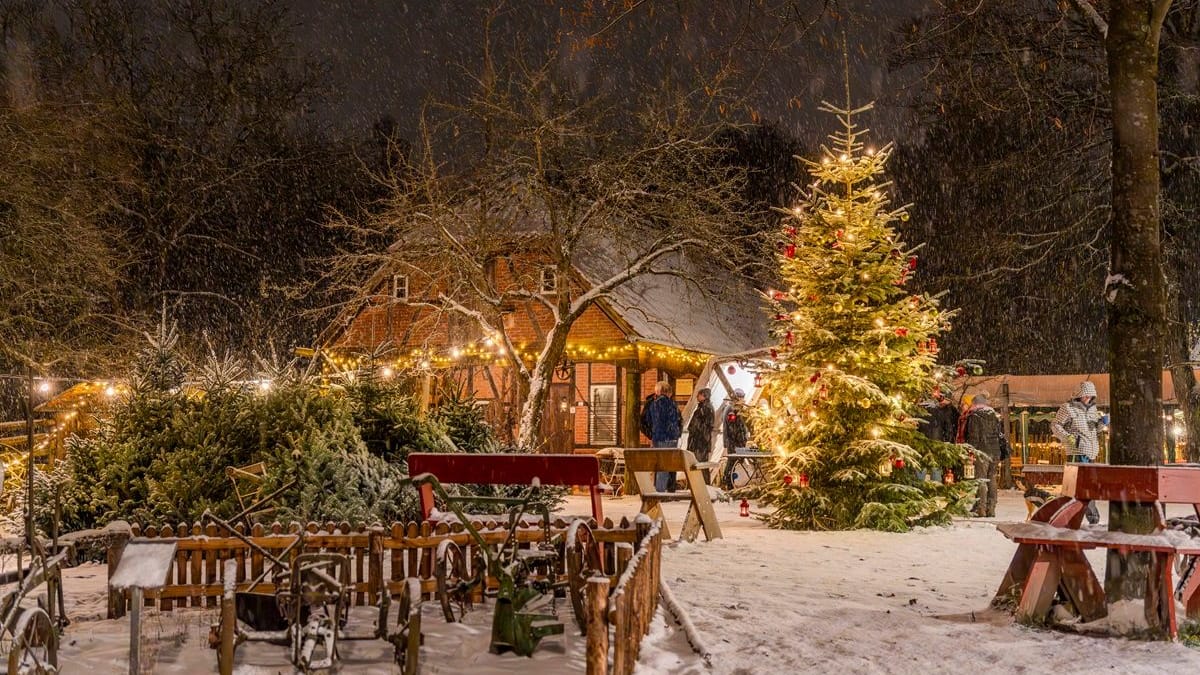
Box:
[995,516,1200,636]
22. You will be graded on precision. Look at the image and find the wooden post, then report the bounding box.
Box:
[107,526,131,619]
[219,559,236,675]
[585,577,609,675]
[129,586,143,675]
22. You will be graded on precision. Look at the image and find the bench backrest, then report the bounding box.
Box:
[407,452,603,522]
[623,448,698,473]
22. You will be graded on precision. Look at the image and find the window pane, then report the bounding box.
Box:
[589,384,618,446]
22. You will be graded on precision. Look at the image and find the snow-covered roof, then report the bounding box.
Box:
[573,245,771,356]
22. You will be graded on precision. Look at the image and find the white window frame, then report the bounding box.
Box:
[392,274,409,302]
[540,267,558,294]
[589,384,618,446]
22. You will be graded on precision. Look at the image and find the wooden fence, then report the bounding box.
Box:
[106,517,640,618]
[586,517,664,675]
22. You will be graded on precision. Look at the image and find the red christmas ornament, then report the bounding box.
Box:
[773,290,786,300]
[893,457,906,470]
[784,243,796,258]
[835,229,845,239]
[894,327,908,337]
[775,313,788,321]
[955,365,966,377]
[908,256,918,271]
[783,475,793,486]
[785,226,797,237]
[727,412,738,422]
[809,372,821,383]
[784,331,794,345]
[739,499,750,517]
[798,474,810,488]
[770,349,778,360]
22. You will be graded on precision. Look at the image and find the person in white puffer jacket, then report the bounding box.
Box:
[1052,380,1103,524]
[1051,381,1103,461]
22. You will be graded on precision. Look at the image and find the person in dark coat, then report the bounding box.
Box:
[644,380,683,492]
[962,391,1003,517]
[686,388,715,484]
[719,389,751,489]
[917,388,959,482]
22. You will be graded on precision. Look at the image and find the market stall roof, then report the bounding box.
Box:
[956,371,1200,408]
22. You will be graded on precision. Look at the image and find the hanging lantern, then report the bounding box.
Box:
[739,499,750,517]
[754,373,763,387]
[877,338,888,357]
[879,459,893,477]
[964,454,976,479]
[943,468,955,484]
[798,474,810,488]
[929,338,939,354]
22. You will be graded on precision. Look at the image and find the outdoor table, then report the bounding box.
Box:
[993,463,1200,637]
[724,448,771,487]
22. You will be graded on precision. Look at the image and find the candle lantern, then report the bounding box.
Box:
[739,499,750,517]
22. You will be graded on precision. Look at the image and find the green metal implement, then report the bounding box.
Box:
[410,473,566,656]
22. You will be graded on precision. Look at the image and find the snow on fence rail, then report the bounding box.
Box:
[105,517,640,618]
[586,516,664,675]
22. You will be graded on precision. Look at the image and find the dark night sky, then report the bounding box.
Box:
[290,1,927,146]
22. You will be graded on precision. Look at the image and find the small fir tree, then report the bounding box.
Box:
[755,98,974,531]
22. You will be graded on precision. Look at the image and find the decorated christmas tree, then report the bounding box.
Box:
[754,97,975,532]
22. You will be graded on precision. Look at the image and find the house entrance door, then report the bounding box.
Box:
[541,383,575,454]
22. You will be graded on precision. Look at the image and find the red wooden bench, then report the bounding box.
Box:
[993,465,1200,638]
[407,453,604,523]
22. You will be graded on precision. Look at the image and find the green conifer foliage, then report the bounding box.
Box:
[755,100,974,532]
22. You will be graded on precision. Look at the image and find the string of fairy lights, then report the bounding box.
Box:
[321,339,710,376]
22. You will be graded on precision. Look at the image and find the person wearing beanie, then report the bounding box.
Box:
[961,391,1004,517]
[1052,380,1103,524]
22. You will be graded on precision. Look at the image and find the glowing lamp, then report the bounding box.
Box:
[739,499,750,517]
[798,474,810,489]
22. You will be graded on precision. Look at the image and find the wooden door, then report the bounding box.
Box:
[541,383,575,454]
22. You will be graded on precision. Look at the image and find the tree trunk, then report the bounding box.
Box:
[1166,272,1199,461]
[515,324,573,451]
[1104,0,1171,632]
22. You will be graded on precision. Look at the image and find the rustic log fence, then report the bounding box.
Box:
[106,517,638,618]
[587,516,664,675]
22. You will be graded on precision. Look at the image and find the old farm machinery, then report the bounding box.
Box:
[411,473,605,657]
[0,540,67,675]
[202,510,421,674]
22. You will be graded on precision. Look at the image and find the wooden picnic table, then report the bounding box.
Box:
[994,464,1200,638]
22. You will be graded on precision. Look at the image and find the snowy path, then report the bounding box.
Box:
[34,491,1200,673]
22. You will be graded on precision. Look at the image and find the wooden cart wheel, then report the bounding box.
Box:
[393,577,422,674]
[7,607,58,674]
[435,540,480,622]
[565,520,605,635]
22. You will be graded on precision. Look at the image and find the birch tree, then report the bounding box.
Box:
[325,56,753,450]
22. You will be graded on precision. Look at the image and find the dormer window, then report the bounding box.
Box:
[540,267,558,294]
[392,274,409,302]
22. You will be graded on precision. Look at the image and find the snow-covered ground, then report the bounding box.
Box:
[28,490,1200,673]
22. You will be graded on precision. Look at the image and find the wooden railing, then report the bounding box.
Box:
[587,517,664,675]
[106,517,640,618]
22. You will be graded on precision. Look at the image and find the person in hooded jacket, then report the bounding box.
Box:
[686,388,715,484]
[719,389,752,489]
[1052,381,1103,524]
[917,387,959,482]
